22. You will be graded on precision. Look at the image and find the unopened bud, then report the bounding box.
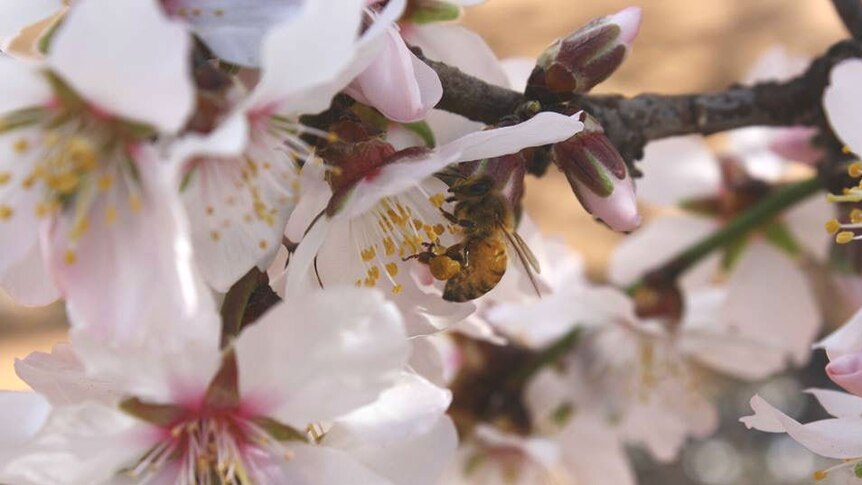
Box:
[551,114,640,232]
[527,7,641,99]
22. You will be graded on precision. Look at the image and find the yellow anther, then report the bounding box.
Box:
[852,209,862,224]
[392,284,403,295]
[383,237,396,256]
[837,231,855,244]
[367,266,380,279]
[258,240,268,250]
[206,206,214,216]
[813,470,828,481]
[849,162,862,178]
[0,205,13,221]
[843,145,854,155]
[97,174,113,191]
[64,249,77,265]
[129,195,142,213]
[70,217,90,240]
[361,247,376,262]
[826,219,842,235]
[105,207,118,225]
[12,138,29,154]
[385,263,398,278]
[0,172,10,185]
[429,193,446,208]
[66,138,97,171]
[210,231,220,242]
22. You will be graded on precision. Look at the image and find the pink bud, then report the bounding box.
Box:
[768,126,824,165]
[345,27,443,123]
[551,114,641,232]
[527,6,642,99]
[827,353,862,397]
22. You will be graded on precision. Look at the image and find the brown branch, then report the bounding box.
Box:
[833,0,862,41]
[419,39,862,170]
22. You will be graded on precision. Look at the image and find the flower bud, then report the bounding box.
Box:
[526,7,641,99]
[551,114,640,232]
[827,353,862,397]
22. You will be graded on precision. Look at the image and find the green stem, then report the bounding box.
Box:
[640,176,823,285]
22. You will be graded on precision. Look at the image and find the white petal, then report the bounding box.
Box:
[235,287,408,428]
[558,417,636,485]
[49,148,221,402]
[0,402,147,485]
[744,45,808,83]
[14,344,121,406]
[0,57,53,113]
[405,24,507,87]
[277,444,393,485]
[636,136,721,206]
[424,109,484,145]
[609,214,720,288]
[284,157,331,243]
[0,236,60,307]
[48,0,194,132]
[326,373,451,446]
[805,388,862,418]
[249,0,364,112]
[741,394,862,459]
[181,116,298,291]
[326,416,457,485]
[0,391,50,458]
[501,57,536,92]
[824,59,862,156]
[818,306,862,361]
[168,0,302,67]
[0,0,62,47]
[784,192,832,261]
[721,241,819,366]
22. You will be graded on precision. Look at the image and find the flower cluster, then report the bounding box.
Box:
[0,1,861,484]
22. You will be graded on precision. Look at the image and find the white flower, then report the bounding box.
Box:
[825,58,862,159]
[1,287,456,485]
[283,112,584,335]
[176,0,404,292]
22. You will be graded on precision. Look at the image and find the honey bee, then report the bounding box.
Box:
[407,174,541,302]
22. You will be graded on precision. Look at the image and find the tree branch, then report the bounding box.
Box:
[419,39,862,168]
[833,0,862,41]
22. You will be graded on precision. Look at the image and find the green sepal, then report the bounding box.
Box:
[408,1,461,24]
[252,416,310,443]
[721,234,750,272]
[402,121,436,148]
[762,221,802,258]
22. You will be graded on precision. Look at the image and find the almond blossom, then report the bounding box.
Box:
[283,112,584,335]
[0,286,456,485]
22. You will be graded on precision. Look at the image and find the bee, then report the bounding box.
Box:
[407,174,541,302]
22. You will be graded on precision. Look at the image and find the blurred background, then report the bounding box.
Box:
[0,1,852,484]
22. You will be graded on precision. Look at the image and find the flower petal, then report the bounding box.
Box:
[0,235,60,307]
[824,59,862,156]
[14,344,121,406]
[0,391,50,460]
[235,287,408,428]
[0,57,53,113]
[276,444,393,485]
[0,0,62,48]
[48,0,194,132]
[817,306,862,360]
[784,192,832,261]
[166,0,302,67]
[741,394,862,459]
[805,388,862,418]
[405,24,507,87]
[636,136,721,206]
[826,353,862,398]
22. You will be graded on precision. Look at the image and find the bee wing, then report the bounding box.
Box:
[501,226,543,298]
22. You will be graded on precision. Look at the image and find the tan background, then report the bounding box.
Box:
[0,1,849,389]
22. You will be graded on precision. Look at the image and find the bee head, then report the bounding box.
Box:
[450,175,495,198]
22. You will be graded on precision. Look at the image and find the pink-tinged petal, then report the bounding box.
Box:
[609,214,720,288]
[249,0,365,113]
[404,24,507,88]
[745,46,808,84]
[179,115,297,291]
[769,126,823,165]
[326,373,451,447]
[818,306,862,361]
[348,27,442,123]
[0,0,62,47]
[235,287,408,428]
[827,353,862,397]
[0,237,60,307]
[726,127,788,182]
[784,192,831,261]
[636,136,721,206]
[0,402,149,485]
[14,344,121,406]
[572,170,640,232]
[609,6,642,46]
[48,148,221,402]
[558,417,636,485]
[824,59,862,156]
[0,391,50,459]
[166,0,302,67]
[805,388,862,418]
[424,110,484,145]
[0,58,53,113]
[48,0,193,132]
[327,416,457,485]
[276,444,392,485]
[741,394,862,459]
[722,242,819,366]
